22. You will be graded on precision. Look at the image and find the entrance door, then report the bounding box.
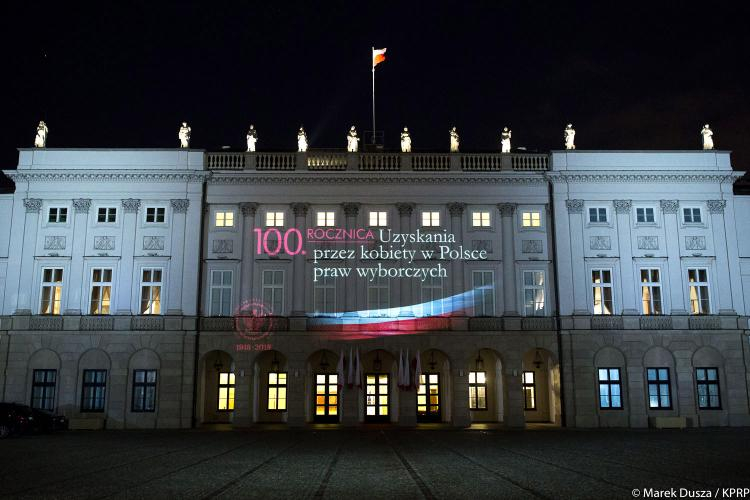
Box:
[417,373,441,422]
[365,373,389,422]
[314,373,339,423]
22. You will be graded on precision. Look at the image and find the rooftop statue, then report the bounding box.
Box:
[178,122,191,148]
[400,127,412,153]
[347,126,360,153]
[701,124,714,150]
[564,124,576,150]
[34,120,48,148]
[297,126,308,152]
[501,127,511,153]
[246,125,258,152]
[449,126,459,153]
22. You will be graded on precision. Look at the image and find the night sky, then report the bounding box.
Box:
[2,2,749,182]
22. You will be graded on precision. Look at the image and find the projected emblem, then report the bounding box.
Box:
[234,299,277,342]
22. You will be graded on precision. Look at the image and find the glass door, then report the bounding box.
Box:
[417,373,441,422]
[314,373,339,422]
[365,373,389,422]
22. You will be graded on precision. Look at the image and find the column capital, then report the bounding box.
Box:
[291,202,309,217]
[23,198,42,213]
[341,202,360,217]
[396,202,415,216]
[564,199,583,214]
[497,202,517,216]
[72,198,91,214]
[613,199,632,214]
[170,199,190,214]
[659,199,679,214]
[240,202,258,217]
[447,202,466,217]
[706,199,726,214]
[121,198,141,213]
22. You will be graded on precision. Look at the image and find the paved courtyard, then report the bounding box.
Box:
[1,427,749,499]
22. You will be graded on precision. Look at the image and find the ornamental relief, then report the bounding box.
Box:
[213,239,234,253]
[637,236,659,250]
[143,236,165,251]
[685,236,706,250]
[521,240,542,253]
[589,236,611,250]
[472,240,493,253]
[94,236,116,251]
[44,236,66,250]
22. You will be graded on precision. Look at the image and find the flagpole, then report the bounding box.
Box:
[371,46,376,144]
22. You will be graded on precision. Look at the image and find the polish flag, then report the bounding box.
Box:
[414,350,422,391]
[337,350,345,389]
[372,48,387,68]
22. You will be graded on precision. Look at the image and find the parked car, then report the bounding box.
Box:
[29,407,68,433]
[0,403,68,438]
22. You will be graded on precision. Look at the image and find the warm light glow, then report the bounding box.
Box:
[522,211,541,227]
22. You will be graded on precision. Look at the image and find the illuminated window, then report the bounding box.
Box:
[471,211,490,227]
[97,207,117,223]
[266,211,285,227]
[31,369,57,411]
[48,207,68,223]
[522,371,536,410]
[365,374,389,420]
[417,373,440,421]
[421,211,440,227]
[523,271,545,316]
[313,275,336,315]
[40,268,64,315]
[215,211,235,227]
[367,275,390,314]
[688,268,710,314]
[145,207,165,223]
[591,269,613,315]
[636,207,654,223]
[132,370,157,412]
[588,207,607,223]
[209,270,233,316]
[468,371,487,410]
[262,270,284,315]
[683,207,702,224]
[472,271,495,316]
[218,372,235,411]
[314,373,338,421]
[647,368,671,409]
[140,268,162,315]
[267,372,287,411]
[421,275,444,316]
[369,211,387,227]
[90,268,112,315]
[316,211,335,226]
[81,369,107,412]
[696,368,720,409]
[598,368,622,409]
[521,211,541,227]
[640,268,662,315]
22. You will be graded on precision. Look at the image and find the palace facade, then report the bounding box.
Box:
[0,147,748,429]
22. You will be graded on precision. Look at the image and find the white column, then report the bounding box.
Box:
[116,198,140,315]
[448,203,466,314]
[660,200,687,314]
[552,195,574,316]
[565,199,589,315]
[66,199,91,314]
[342,203,360,314]
[613,200,637,315]
[167,199,189,315]
[707,200,734,314]
[182,194,202,316]
[396,203,414,312]
[239,203,258,305]
[16,198,42,314]
[290,203,309,316]
[498,203,518,316]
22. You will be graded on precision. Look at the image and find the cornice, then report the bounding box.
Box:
[4,170,210,183]
[545,171,743,184]
[208,173,546,185]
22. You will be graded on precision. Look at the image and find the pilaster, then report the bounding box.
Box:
[116,198,140,315]
[498,203,518,315]
[614,200,637,314]
[661,200,687,314]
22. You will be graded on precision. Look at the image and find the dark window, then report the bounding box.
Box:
[132,370,157,412]
[636,207,655,223]
[696,368,721,409]
[146,207,165,223]
[683,207,702,223]
[48,207,68,223]
[598,368,622,409]
[31,369,57,411]
[97,207,117,223]
[81,369,107,412]
[522,371,536,410]
[589,207,607,223]
[647,368,671,409]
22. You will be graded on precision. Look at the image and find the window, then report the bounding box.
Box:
[640,268,662,315]
[417,373,440,420]
[636,207,655,223]
[647,368,671,409]
[523,271,545,316]
[421,275,444,316]
[592,269,613,315]
[472,271,495,316]
[522,371,536,410]
[369,211,388,227]
[90,268,112,315]
[145,207,166,223]
[471,211,491,228]
[215,211,235,227]
[81,369,107,412]
[48,207,68,223]
[218,372,235,411]
[683,207,702,224]
[688,268,710,314]
[97,207,117,223]
[140,268,162,315]
[267,372,287,411]
[40,268,64,315]
[262,270,284,315]
[315,373,338,421]
[209,270,233,316]
[266,211,285,227]
[468,371,487,410]
[367,276,390,314]
[31,369,57,411]
[316,211,335,227]
[696,368,720,409]
[589,207,608,223]
[132,370,157,412]
[521,211,541,228]
[421,211,440,227]
[365,374,389,420]
[313,275,336,315]
[598,368,622,409]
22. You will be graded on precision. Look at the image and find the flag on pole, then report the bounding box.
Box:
[404,348,410,389]
[347,347,354,388]
[355,348,362,388]
[414,350,422,391]
[337,350,345,389]
[397,349,404,389]
[372,48,387,68]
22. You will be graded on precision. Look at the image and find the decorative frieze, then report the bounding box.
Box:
[497,203,517,216]
[659,200,679,214]
[81,316,114,331]
[23,198,42,213]
[591,316,623,330]
[200,317,235,331]
[170,199,190,214]
[685,236,706,250]
[29,316,63,331]
[213,239,234,253]
[94,236,116,251]
[342,202,360,217]
[521,239,543,253]
[131,316,164,331]
[521,317,555,330]
[396,203,415,216]
[240,202,258,217]
[44,236,66,250]
[122,198,141,213]
[72,198,92,214]
[565,199,584,214]
[640,316,672,330]
[143,236,165,251]
[291,202,309,217]
[637,236,659,250]
[706,199,726,214]
[589,236,611,250]
[472,240,493,253]
[613,200,632,214]
[468,317,503,331]
[689,316,720,330]
[447,202,466,217]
